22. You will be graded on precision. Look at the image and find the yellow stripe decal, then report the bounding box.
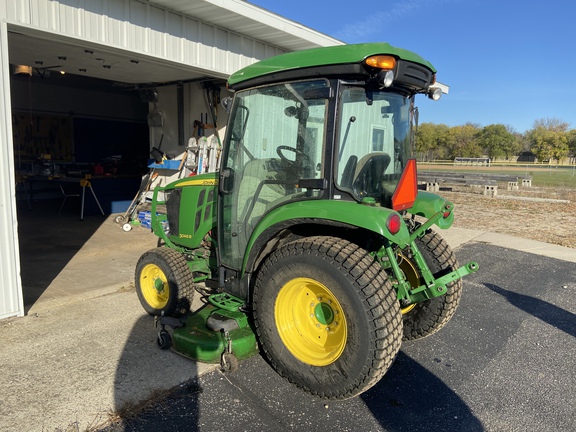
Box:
[175,179,218,187]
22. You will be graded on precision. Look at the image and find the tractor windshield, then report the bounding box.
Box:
[336,88,414,207]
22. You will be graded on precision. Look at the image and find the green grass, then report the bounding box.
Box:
[419,163,576,188]
[529,169,576,188]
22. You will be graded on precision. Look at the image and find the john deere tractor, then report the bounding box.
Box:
[135,42,478,400]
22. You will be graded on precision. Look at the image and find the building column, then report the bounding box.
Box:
[0,22,24,319]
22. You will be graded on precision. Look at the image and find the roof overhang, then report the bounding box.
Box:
[147,0,343,51]
[7,0,343,86]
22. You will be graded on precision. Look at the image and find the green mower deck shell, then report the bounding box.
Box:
[172,304,258,363]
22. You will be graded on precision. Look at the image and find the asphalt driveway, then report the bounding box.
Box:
[102,242,576,432]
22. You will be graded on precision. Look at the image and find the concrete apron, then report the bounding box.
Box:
[0,290,216,431]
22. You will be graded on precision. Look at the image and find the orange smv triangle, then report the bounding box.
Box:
[392,158,418,211]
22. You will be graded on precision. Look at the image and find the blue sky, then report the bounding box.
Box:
[249,0,575,134]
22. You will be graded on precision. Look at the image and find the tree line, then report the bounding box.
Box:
[415,118,576,163]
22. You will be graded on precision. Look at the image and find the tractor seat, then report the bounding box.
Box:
[352,152,391,199]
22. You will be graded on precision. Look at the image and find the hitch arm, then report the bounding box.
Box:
[410,261,479,298]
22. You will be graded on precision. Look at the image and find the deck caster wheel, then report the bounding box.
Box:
[220,352,239,373]
[157,330,172,350]
[122,223,132,232]
[114,215,125,224]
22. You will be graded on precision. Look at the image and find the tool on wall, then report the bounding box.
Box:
[181,83,223,176]
[150,134,165,163]
[185,136,220,175]
[203,83,222,149]
[186,117,220,175]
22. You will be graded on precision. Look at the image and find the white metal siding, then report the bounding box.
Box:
[4,0,286,78]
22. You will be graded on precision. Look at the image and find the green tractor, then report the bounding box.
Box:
[135,42,478,400]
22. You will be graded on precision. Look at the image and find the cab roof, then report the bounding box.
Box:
[228,42,436,90]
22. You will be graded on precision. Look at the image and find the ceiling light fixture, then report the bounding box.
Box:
[13,65,32,76]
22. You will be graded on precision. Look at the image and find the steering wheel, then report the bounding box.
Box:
[276,145,313,167]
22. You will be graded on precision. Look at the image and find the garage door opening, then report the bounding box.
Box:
[10,70,154,311]
[8,30,218,313]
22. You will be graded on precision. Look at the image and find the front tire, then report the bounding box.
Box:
[253,236,402,400]
[400,228,463,340]
[135,247,194,316]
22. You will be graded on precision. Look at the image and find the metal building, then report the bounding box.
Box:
[0,0,342,319]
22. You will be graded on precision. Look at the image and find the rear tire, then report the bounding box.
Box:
[135,247,194,316]
[400,228,462,340]
[253,236,402,400]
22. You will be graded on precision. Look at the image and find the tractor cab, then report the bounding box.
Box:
[218,47,437,274]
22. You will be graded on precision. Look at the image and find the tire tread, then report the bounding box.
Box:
[402,229,462,340]
[253,236,402,400]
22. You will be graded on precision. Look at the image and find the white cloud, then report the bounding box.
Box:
[336,0,463,42]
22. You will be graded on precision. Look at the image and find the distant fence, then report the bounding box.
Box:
[454,157,491,166]
[419,160,576,170]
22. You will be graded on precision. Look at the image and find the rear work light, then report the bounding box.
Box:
[386,213,402,235]
[428,87,442,101]
[392,158,418,211]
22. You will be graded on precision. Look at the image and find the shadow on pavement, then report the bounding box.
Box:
[485,283,576,338]
[361,351,484,432]
[105,315,202,431]
[17,199,105,310]
[100,344,483,431]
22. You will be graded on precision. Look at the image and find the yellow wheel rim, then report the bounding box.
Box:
[398,252,419,315]
[140,263,170,310]
[275,277,347,366]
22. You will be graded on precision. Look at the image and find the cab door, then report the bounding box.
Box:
[218,80,330,270]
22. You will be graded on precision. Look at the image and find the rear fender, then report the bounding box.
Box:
[407,191,454,230]
[241,200,411,275]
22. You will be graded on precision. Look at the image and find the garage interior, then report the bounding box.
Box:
[9,30,224,313]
